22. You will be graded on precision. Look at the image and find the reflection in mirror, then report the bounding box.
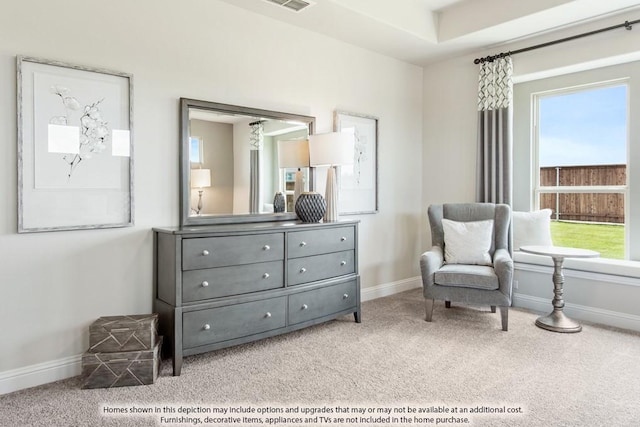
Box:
[180,99,315,226]
[277,139,310,211]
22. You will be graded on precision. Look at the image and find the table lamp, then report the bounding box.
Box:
[309,132,355,222]
[190,168,211,214]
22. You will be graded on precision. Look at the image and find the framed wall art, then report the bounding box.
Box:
[333,110,379,215]
[17,56,134,233]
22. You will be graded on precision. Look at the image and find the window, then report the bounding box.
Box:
[513,61,640,262]
[532,83,628,259]
[189,136,204,164]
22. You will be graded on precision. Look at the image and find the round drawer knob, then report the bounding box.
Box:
[340,261,347,266]
[343,293,349,299]
[263,245,270,251]
[202,250,210,256]
[262,273,270,279]
[302,304,308,310]
[300,267,307,273]
[300,241,307,247]
[203,324,211,330]
[341,237,347,242]
[201,281,209,287]
[265,312,272,318]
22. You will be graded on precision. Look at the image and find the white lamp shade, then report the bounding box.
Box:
[277,139,310,168]
[308,132,355,167]
[191,168,211,188]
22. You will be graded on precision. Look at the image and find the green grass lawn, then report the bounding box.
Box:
[550,221,625,259]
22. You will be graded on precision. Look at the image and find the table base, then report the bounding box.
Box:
[535,310,582,333]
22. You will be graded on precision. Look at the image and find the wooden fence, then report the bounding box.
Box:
[540,164,625,224]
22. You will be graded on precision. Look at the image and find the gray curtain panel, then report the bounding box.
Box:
[476,57,513,205]
[249,121,264,213]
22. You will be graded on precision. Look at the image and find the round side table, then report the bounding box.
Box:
[520,245,599,333]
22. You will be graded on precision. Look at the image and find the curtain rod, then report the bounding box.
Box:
[473,18,640,64]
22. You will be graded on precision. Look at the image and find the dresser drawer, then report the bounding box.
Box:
[288,226,355,259]
[182,261,284,303]
[288,280,357,325]
[182,233,284,270]
[288,250,355,286]
[182,297,286,348]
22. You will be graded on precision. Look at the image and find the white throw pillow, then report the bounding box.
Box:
[442,219,494,266]
[512,209,553,250]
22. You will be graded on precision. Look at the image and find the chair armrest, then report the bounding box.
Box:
[420,246,444,287]
[493,247,514,298]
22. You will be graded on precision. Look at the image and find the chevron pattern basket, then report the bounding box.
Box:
[89,314,158,353]
[295,192,326,223]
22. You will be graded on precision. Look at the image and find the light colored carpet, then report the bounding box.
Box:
[1,288,639,426]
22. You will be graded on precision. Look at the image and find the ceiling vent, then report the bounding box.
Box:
[263,0,315,13]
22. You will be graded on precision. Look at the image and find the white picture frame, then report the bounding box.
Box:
[334,110,379,215]
[17,56,134,233]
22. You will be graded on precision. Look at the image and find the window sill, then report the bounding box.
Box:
[514,251,640,282]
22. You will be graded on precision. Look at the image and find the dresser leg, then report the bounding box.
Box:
[172,306,183,376]
[173,355,183,376]
[354,310,361,323]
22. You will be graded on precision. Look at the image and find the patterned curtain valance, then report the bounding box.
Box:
[477,57,513,111]
[476,56,513,205]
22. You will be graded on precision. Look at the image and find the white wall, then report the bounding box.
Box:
[0,0,423,393]
[422,11,640,330]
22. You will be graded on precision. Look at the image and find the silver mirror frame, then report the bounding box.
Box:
[180,98,316,226]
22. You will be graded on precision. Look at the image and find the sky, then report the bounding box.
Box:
[538,84,627,167]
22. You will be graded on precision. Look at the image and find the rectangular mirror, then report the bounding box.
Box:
[180,98,316,226]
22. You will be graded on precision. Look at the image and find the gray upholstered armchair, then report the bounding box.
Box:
[420,203,513,331]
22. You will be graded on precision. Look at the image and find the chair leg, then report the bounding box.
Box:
[425,299,434,322]
[445,301,451,309]
[499,306,509,331]
[491,306,496,313]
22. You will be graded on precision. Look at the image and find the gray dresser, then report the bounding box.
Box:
[153,220,360,375]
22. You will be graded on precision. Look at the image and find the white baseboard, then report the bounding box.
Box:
[513,292,640,332]
[0,354,82,396]
[361,276,422,302]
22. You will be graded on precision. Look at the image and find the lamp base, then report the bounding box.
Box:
[293,169,304,207]
[324,167,339,222]
[196,190,204,215]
